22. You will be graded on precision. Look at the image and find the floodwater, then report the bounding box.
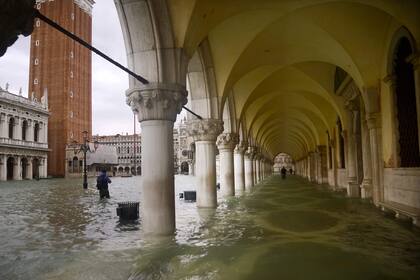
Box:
[0,175,419,280]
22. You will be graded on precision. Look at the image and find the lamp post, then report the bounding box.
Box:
[81,130,89,189]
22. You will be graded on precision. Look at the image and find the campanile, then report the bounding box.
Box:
[29,0,94,177]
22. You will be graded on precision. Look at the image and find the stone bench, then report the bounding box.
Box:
[379,201,420,227]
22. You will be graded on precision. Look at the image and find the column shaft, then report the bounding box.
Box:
[244,153,253,190]
[234,148,245,192]
[196,141,217,206]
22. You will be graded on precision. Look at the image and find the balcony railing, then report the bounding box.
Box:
[0,137,48,149]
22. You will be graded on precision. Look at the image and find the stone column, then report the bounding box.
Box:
[234,141,246,193]
[0,154,7,181]
[252,153,258,185]
[0,114,7,138]
[43,122,48,143]
[27,157,33,180]
[360,116,373,198]
[27,120,34,142]
[14,117,22,140]
[244,147,254,190]
[367,112,384,206]
[346,104,360,197]
[13,156,21,180]
[126,83,187,234]
[187,119,223,208]
[216,132,238,197]
[188,160,194,175]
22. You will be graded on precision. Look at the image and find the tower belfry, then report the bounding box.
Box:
[28,0,94,177]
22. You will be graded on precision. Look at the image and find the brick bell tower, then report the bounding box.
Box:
[29,0,94,177]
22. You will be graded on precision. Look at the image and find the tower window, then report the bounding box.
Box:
[70,132,74,139]
[36,20,40,27]
[70,51,74,58]
[36,4,41,10]
[69,91,73,98]
[34,58,39,65]
[35,40,40,46]
[70,111,73,118]
[34,79,38,85]
[70,71,73,78]
[71,13,75,20]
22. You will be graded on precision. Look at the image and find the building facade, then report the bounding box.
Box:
[29,0,94,177]
[93,134,141,176]
[0,86,49,180]
[273,153,294,174]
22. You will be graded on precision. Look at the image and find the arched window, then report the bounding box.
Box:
[34,123,39,142]
[393,37,420,167]
[22,120,28,141]
[8,117,14,139]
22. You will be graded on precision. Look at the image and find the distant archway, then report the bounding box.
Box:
[8,117,14,139]
[7,157,14,180]
[22,120,28,141]
[180,161,189,174]
[393,37,420,167]
[21,158,28,179]
[32,158,40,179]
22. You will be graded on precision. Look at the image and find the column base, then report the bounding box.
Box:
[361,181,373,199]
[347,182,360,198]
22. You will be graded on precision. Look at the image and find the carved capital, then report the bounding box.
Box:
[186,119,223,142]
[234,141,248,154]
[383,74,396,87]
[126,83,187,122]
[366,112,381,130]
[216,133,238,150]
[245,146,257,159]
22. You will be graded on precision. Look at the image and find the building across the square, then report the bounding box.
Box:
[0,85,49,180]
[29,0,94,177]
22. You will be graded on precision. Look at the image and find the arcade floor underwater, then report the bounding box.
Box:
[0,175,419,279]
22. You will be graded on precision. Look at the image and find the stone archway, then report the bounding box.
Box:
[32,158,40,179]
[180,161,189,174]
[7,157,14,180]
[21,157,28,179]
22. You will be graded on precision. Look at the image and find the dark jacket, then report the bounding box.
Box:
[97,173,111,190]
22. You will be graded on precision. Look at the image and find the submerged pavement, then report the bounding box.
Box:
[0,175,419,279]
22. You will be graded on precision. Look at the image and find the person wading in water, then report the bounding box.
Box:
[281,167,287,179]
[97,169,111,199]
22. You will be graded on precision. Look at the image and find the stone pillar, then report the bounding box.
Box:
[13,156,21,180]
[188,160,194,175]
[252,153,258,185]
[216,132,238,197]
[187,119,223,208]
[14,117,22,140]
[346,104,361,197]
[43,122,48,143]
[0,114,7,138]
[244,147,254,190]
[27,120,34,142]
[367,113,384,206]
[126,83,187,234]
[27,158,33,180]
[360,115,373,198]
[234,141,246,193]
[0,154,7,181]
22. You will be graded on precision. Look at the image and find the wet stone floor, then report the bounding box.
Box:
[0,175,419,279]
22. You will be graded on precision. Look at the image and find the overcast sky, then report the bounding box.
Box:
[0,0,184,136]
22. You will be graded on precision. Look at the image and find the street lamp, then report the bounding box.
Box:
[73,131,95,189]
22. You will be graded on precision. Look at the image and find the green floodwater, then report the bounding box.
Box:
[0,175,419,279]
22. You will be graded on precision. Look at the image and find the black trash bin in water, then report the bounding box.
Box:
[117,202,139,220]
[183,191,196,202]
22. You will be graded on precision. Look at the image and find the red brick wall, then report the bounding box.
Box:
[29,0,92,177]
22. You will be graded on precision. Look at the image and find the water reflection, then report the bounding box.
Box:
[0,175,419,279]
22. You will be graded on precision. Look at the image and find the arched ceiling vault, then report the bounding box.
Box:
[166,0,420,156]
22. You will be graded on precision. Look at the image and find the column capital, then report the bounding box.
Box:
[234,141,248,154]
[186,118,223,142]
[366,112,381,129]
[216,133,238,150]
[126,83,187,122]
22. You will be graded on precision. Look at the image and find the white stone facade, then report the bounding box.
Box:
[0,87,49,181]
